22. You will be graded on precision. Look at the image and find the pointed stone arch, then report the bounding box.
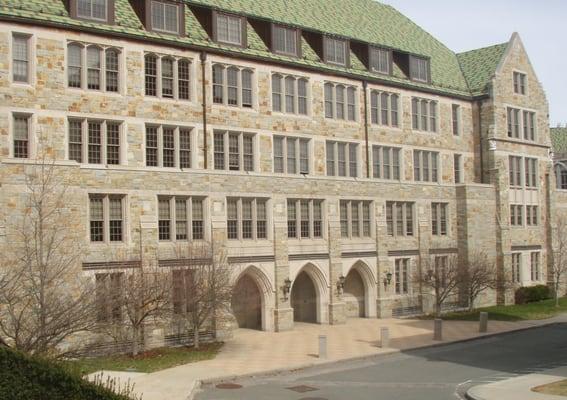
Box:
[231,265,274,331]
[345,260,377,318]
[290,262,329,324]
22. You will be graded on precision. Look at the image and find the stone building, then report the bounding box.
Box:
[0,0,558,337]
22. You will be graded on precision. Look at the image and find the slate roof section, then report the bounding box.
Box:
[551,128,567,156]
[0,0,512,99]
[457,42,509,96]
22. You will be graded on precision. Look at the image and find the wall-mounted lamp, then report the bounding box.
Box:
[283,278,292,300]
[383,271,393,288]
[336,275,346,294]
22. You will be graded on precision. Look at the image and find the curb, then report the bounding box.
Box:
[465,386,486,400]
[188,320,562,398]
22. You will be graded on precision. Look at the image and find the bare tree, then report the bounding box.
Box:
[0,148,97,356]
[173,242,233,349]
[460,251,498,311]
[551,216,567,307]
[416,255,461,317]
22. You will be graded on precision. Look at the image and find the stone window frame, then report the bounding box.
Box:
[212,63,254,109]
[11,32,33,85]
[339,200,372,239]
[506,106,536,141]
[213,130,256,172]
[95,272,123,323]
[273,135,310,175]
[271,23,301,58]
[511,253,522,283]
[409,55,430,83]
[213,11,247,48]
[326,140,359,178]
[513,70,528,96]
[372,145,402,181]
[271,72,309,116]
[413,149,440,183]
[370,89,400,128]
[526,205,539,227]
[144,53,192,101]
[70,0,115,25]
[394,258,411,295]
[411,97,438,133]
[509,155,538,189]
[431,202,449,236]
[88,193,127,244]
[530,251,541,282]
[287,198,324,240]
[554,163,567,190]
[385,201,415,237]
[67,117,124,166]
[145,124,194,169]
[324,81,358,122]
[454,153,463,184]
[67,42,122,93]
[452,104,461,136]
[369,46,392,76]
[323,36,349,67]
[157,195,207,242]
[11,112,33,159]
[227,197,269,241]
[510,204,524,227]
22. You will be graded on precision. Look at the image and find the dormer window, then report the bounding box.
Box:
[370,47,391,75]
[150,1,181,34]
[324,36,348,67]
[215,12,245,46]
[72,0,114,23]
[409,56,430,83]
[272,24,299,57]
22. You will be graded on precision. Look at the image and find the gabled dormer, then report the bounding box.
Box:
[393,51,431,84]
[190,6,247,47]
[69,0,115,24]
[351,42,392,76]
[323,35,349,67]
[130,0,185,36]
[271,24,301,58]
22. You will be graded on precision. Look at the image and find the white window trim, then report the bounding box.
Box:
[10,32,34,86]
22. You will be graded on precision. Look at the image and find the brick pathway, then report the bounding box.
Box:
[94,317,552,400]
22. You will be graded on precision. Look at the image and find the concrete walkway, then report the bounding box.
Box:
[467,366,567,400]
[91,315,566,400]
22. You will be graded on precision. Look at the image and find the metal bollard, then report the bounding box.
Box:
[318,335,327,359]
[479,312,488,333]
[380,327,390,348]
[433,319,443,341]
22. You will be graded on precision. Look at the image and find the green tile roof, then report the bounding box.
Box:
[551,128,567,155]
[0,0,512,98]
[457,43,509,96]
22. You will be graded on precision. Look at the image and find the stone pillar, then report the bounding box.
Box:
[417,201,434,315]
[273,197,294,331]
[375,201,392,318]
[327,199,346,325]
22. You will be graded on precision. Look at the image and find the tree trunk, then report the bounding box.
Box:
[556,282,560,307]
[194,327,200,349]
[132,326,140,356]
[435,302,441,318]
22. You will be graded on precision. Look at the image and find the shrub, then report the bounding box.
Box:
[515,285,552,305]
[0,346,133,400]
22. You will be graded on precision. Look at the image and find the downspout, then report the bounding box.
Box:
[477,99,484,183]
[200,51,208,169]
[362,81,370,178]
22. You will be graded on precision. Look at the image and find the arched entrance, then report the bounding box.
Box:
[343,269,365,318]
[231,274,262,330]
[291,271,317,323]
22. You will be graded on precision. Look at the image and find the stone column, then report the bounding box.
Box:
[375,201,392,318]
[327,199,346,325]
[272,197,294,331]
[417,201,434,314]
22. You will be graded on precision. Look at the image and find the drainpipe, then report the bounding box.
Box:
[200,51,208,169]
[362,81,370,179]
[477,99,484,183]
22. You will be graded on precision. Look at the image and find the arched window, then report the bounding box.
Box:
[161,57,174,98]
[67,43,83,88]
[212,64,224,104]
[271,74,282,112]
[105,48,119,92]
[241,69,253,108]
[86,45,102,90]
[178,59,190,100]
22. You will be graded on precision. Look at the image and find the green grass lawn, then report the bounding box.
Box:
[424,297,567,322]
[65,342,223,375]
[533,379,567,397]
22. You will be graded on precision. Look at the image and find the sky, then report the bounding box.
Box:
[382,0,567,126]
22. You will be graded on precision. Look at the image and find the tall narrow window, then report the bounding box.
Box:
[12,34,30,83]
[13,114,30,159]
[525,158,538,188]
[513,71,527,95]
[431,203,448,236]
[452,104,460,135]
[216,13,243,46]
[96,273,123,324]
[370,47,390,75]
[530,252,540,281]
[145,54,157,96]
[68,43,83,88]
[395,258,409,294]
[512,253,521,283]
[86,46,101,90]
[105,49,119,92]
[454,154,462,184]
[410,56,429,82]
[161,57,174,98]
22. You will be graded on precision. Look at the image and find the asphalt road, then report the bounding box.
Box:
[195,323,567,400]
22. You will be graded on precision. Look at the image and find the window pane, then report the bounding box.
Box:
[12,35,29,83]
[271,74,282,112]
[286,137,296,174]
[109,197,123,241]
[68,44,83,88]
[105,49,119,92]
[146,126,158,166]
[13,115,29,159]
[145,54,157,96]
[158,198,171,240]
[87,121,102,164]
[241,69,253,108]
[87,46,101,90]
[285,76,295,113]
[179,129,191,169]
[287,200,297,238]
[274,136,284,173]
[227,67,238,106]
[162,127,175,167]
[106,122,120,165]
[90,197,104,242]
[213,64,224,104]
[178,59,190,100]
[243,134,254,171]
[214,132,225,170]
[161,58,174,98]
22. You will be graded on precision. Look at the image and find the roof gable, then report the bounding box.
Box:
[551,128,567,155]
[457,42,509,96]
